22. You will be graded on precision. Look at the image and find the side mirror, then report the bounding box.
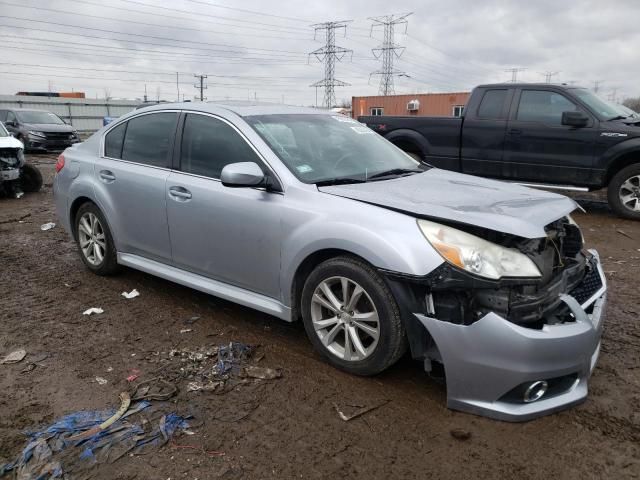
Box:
[562,111,589,127]
[5,121,15,127]
[221,162,266,188]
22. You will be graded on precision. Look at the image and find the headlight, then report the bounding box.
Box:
[417,219,541,279]
[28,130,46,138]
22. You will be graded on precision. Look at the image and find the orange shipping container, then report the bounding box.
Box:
[352,92,470,118]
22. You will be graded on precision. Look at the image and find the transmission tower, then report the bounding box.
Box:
[368,13,412,96]
[541,71,560,83]
[593,80,603,93]
[505,67,526,82]
[194,74,207,101]
[309,21,353,108]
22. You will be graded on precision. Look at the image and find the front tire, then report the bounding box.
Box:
[75,203,119,275]
[20,163,43,193]
[608,164,640,220]
[301,256,407,376]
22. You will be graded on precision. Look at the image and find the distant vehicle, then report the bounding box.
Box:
[360,83,640,219]
[0,121,42,197]
[54,102,607,421]
[0,108,80,152]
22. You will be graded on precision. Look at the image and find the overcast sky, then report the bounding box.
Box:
[0,0,638,105]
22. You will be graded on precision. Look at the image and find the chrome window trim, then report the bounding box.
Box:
[99,109,181,166]
[99,109,284,190]
[175,110,284,190]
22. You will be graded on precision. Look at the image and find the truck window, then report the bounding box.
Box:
[516,90,578,125]
[477,90,507,119]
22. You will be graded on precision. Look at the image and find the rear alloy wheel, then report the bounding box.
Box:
[608,164,640,220]
[301,256,407,376]
[75,203,119,275]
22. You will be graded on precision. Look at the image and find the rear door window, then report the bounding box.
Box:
[121,112,178,167]
[0,110,7,122]
[180,113,262,179]
[104,122,127,159]
[477,89,508,119]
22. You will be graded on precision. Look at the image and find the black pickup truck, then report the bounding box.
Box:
[359,83,640,219]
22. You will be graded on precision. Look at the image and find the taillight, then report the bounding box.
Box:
[55,154,65,173]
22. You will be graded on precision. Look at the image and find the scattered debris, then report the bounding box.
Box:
[1,389,189,479]
[121,289,140,299]
[243,365,281,380]
[170,440,225,457]
[40,222,56,231]
[95,377,108,385]
[106,366,113,372]
[450,428,472,441]
[616,229,634,240]
[126,369,140,382]
[83,307,104,316]
[1,349,27,365]
[21,363,37,374]
[179,329,193,334]
[184,316,200,325]
[334,401,388,422]
[15,191,24,199]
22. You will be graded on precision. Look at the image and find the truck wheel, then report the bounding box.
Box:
[20,163,43,193]
[301,256,407,376]
[608,164,640,220]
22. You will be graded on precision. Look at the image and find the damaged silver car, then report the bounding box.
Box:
[53,104,607,421]
[0,121,42,197]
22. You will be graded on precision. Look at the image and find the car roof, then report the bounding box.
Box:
[476,82,588,89]
[136,101,331,117]
[8,108,53,113]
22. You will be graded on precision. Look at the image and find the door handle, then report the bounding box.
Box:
[99,170,116,183]
[168,186,192,201]
[508,128,522,135]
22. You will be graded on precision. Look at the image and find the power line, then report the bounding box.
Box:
[178,0,315,23]
[368,13,412,96]
[309,21,353,108]
[0,14,309,57]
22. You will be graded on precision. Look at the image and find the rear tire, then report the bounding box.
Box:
[608,163,640,220]
[301,255,407,376]
[20,163,43,193]
[75,202,119,275]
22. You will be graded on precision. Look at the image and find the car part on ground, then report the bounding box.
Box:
[54,102,608,421]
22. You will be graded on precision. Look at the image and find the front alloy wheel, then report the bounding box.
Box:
[608,163,640,220]
[311,276,380,361]
[301,256,407,376]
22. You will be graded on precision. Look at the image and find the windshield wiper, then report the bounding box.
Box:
[315,177,367,186]
[608,115,629,121]
[367,168,425,180]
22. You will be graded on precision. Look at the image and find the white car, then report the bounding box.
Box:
[0,122,42,197]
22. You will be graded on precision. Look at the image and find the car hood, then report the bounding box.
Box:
[24,123,75,133]
[0,136,24,150]
[318,169,578,238]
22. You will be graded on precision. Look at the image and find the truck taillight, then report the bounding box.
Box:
[55,154,65,173]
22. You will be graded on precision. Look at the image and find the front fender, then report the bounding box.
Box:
[279,190,445,308]
[597,137,640,173]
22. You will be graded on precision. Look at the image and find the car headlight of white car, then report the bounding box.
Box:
[417,219,541,280]
[28,130,46,138]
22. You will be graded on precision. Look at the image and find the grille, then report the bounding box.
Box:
[569,264,603,305]
[45,132,73,140]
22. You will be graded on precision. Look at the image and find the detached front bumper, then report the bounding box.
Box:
[413,249,607,422]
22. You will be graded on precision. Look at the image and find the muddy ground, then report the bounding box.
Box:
[1,154,639,479]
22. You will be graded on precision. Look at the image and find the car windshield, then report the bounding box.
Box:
[571,89,627,120]
[15,111,65,125]
[245,114,425,184]
[0,123,8,137]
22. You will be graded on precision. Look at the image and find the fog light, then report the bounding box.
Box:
[523,381,548,403]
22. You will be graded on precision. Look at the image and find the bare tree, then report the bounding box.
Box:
[623,97,640,112]
[103,87,112,101]
[338,98,352,108]
[156,86,161,102]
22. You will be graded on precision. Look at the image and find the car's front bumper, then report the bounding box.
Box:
[412,249,607,421]
[27,136,80,152]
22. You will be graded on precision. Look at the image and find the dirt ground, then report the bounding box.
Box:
[1,154,639,480]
